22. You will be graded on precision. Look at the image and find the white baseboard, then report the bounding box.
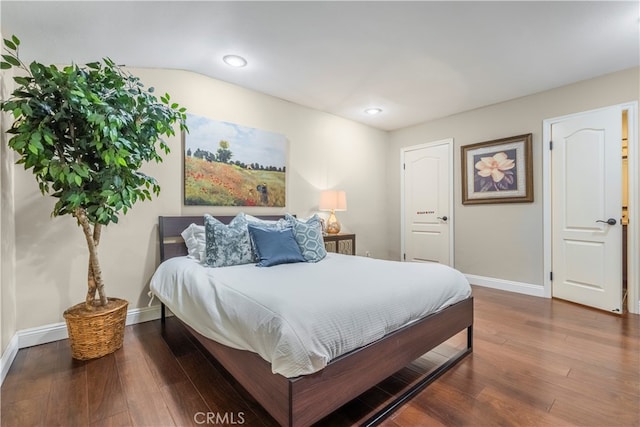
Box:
[0,334,19,385]
[125,304,164,327]
[18,304,162,348]
[0,304,163,386]
[465,274,545,298]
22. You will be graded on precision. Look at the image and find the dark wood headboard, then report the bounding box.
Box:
[158,215,287,262]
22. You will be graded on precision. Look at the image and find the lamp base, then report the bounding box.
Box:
[326,211,341,234]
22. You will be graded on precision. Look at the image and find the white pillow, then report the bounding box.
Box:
[181,223,206,261]
[245,214,288,228]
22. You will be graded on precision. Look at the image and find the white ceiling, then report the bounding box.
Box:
[2,1,639,131]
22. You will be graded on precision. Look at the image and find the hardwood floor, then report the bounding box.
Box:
[2,286,638,426]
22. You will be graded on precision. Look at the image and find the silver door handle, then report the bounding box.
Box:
[596,218,616,225]
[437,216,448,222]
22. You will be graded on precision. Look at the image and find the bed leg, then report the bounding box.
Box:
[467,325,473,351]
[161,303,166,330]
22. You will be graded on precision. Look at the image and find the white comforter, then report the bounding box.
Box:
[149,253,471,378]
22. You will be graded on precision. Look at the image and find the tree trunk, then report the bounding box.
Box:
[75,208,108,309]
[86,263,97,310]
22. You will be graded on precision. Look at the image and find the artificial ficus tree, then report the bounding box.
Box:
[1,35,187,310]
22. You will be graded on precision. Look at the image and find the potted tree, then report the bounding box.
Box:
[1,35,187,359]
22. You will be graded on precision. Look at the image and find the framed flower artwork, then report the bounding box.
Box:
[461,133,533,205]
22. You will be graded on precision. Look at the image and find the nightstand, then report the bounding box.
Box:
[323,234,356,255]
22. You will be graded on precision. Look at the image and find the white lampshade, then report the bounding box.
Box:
[319,190,347,211]
[319,190,347,234]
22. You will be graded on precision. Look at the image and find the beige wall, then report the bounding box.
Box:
[387,67,639,291]
[5,65,639,335]
[11,68,390,330]
[1,66,17,354]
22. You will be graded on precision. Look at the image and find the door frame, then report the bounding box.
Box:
[400,138,455,267]
[542,102,639,313]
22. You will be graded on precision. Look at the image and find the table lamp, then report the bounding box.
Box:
[319,190,347,234]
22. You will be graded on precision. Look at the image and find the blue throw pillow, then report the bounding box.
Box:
[285,213,327,262]
[204,213,254,267]
[248,225,306,267]
[245,214,289,261]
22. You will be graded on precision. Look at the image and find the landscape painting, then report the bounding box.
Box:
[184,114,286,206]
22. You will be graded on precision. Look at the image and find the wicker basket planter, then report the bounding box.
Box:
[63,298,128,360]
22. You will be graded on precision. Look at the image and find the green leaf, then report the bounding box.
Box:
[88,113,105,124]
[22,103,32,116]
[13,76,31,86]
[72,163,90,178]
[70,89,85,98]
[3,39,16,50]
[28,132,43,153]
[0,62,11,70]
[12,35,20,46]
[29,62,41,76]
[74,175,82,186]
[67,193,79,204]
[1,54,20,66]
[43,132,54,145]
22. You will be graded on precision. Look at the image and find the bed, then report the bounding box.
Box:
[152,215,473,426]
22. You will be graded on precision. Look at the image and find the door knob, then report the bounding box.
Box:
[437,216,448,221]
[596,218,617,226]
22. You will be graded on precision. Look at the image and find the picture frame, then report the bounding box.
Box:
[461,133,533,205]
[183,114,287,207]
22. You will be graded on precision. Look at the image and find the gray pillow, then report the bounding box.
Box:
[285,213,327,262]
[204,213,253,267]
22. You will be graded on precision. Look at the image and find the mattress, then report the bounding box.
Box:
[149,252,472,378]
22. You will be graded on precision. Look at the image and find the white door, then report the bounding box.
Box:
[551,107,622,312]
[402,140,453,265]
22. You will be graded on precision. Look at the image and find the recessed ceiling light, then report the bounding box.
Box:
[364,108,382,115]
[223,55,247,68]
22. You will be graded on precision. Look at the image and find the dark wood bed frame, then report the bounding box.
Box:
[157,215,473,426]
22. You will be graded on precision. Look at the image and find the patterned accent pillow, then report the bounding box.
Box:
[285,213,327,263]
[204,213,253,267]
